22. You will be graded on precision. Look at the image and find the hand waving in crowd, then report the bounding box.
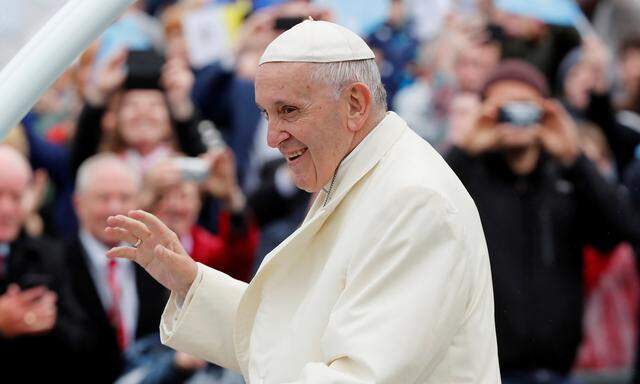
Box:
[105,210,197,298]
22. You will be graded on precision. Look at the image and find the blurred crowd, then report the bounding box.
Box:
[2,0,640,383]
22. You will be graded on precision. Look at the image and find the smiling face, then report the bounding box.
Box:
[74,159,139,246]
[117,89,172,155]
[255,62,356,192]
[152,181,201,237]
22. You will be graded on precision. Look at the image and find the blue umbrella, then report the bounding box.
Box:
[494,0,584,26]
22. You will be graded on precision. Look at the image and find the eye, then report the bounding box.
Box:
[259,109,269,120]
[281,105,297,115]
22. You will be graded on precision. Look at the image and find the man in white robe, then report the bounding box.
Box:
[105,19,501,383]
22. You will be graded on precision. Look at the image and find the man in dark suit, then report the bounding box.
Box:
[0,145,83,382]
[67,153,168,383]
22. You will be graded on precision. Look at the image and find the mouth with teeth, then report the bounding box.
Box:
[285,147,308,162]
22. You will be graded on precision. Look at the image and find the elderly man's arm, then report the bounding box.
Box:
[284,188,493,383]
[105,210,248,372]
[160,263,248,372]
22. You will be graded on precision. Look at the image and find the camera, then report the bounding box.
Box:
[274,16,305,31]
[125,49,165,90]
[497,102,543,127]
[173,157,209,183]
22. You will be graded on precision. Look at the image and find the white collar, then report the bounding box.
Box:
[321,113,389,204]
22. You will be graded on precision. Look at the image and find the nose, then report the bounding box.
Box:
[106,197,126,216]
[266,122,291,149]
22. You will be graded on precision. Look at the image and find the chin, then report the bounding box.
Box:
[293,179,318,193]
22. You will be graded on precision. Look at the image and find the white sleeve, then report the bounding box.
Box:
[160,262,248,372]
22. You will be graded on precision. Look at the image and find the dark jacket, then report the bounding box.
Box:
[64,237,169,383]
[0,234,85,382]
[445,147,640,374]
[21,116,78,239]
[585,92,640,174]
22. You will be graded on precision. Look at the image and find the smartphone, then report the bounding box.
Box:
[497,102,543,127]
[125,49,165,89]
[274,16,305,31]
[174,157,209,183]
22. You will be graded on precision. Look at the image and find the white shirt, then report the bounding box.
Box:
[0,243,9,276]
[79,230,139,344]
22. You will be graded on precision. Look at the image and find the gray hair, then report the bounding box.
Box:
[75,153,141,194]
[309,59,387,111]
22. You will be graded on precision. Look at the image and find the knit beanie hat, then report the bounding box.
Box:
[481,59,550,98]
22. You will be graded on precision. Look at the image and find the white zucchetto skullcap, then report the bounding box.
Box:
[259,19,375,65]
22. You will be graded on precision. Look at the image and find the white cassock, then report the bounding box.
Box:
[161,112,501,383]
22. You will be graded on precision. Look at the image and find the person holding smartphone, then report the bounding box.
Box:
[445,60,640,383]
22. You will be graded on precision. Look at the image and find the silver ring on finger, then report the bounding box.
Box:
[133,237,142,248]
[24,311,36,326]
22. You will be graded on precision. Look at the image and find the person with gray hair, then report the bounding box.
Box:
[106,20,500,383]
[0,145,83,382]
[65,153,169,383]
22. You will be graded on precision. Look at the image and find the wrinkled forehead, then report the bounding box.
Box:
[255,62,323,107]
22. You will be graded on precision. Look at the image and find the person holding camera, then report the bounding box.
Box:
[445,60,640,383]
[0,145,83,382]
[65,153,169,383]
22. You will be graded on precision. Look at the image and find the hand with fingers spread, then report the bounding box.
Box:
[105,210,198,298]
[0,284,58,338]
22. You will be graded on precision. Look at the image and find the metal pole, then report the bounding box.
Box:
[0,0,136,139]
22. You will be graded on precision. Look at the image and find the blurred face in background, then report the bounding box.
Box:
[75,160,139,246]
[152,182,201,238]
[0,148,31,243]
[564,61,595,110]
[619,47,640,99]
[455,42,501,93]
[485,80,542,175]
[484,79,543,151]
[117,89,172,155]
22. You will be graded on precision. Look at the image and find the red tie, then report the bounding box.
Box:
[107,259,127,350]
[0,246,8,279]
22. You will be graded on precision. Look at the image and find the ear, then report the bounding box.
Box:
[344,83,373,132]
